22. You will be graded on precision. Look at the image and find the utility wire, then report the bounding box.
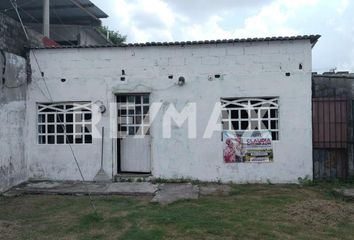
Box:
[0,0,36,13]
[4,2,56,94]
[52,8,80,46]
[9,0,97,212]
[9,0,29,40]
[17,6,77,46]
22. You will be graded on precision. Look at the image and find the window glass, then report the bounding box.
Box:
[37,102,92,144]
[220,98,279,140]
[117,94,150,137]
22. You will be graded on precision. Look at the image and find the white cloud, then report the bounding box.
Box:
[232,2,294,38]
[96,0,179,42]
[337,0,349,15]
[232,0,320,38]
[337,47,354,72]
[281,0,319,9]
[98,0,322,42]
[180,16,234,41]
[96,0,273,42]
[92,0,354,73]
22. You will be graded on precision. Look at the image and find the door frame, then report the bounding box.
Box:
[116,93,152,174]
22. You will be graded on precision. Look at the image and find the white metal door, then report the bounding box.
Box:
[118,94,151,173]
[120,136,151,172]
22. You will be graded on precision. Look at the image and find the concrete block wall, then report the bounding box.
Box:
[0,52,28,192]
[0,12,44,57]
[27,39,313,184]
[0,11,49,192]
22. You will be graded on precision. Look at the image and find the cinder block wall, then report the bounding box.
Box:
[0,13,45,192]
[0,52,28,192]
[0,12,44,57]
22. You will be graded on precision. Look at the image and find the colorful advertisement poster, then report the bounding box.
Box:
[223,130,273,163]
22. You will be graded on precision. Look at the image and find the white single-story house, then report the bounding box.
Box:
[26,35,320,183]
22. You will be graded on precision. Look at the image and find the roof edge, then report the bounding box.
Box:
[30,34,321,50]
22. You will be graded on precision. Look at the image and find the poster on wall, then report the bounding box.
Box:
[223,130,273,163]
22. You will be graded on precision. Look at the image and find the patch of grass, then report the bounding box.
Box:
[79,213,104,229]
[121,225,164,240]
[0,185,354,239]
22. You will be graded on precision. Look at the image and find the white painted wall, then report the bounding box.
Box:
[27,40,313,183]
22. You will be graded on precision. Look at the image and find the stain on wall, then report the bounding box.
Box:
[0,52,27,192]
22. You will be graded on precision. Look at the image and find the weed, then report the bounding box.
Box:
[298,175,315,186]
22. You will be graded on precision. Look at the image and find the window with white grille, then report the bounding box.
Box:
[117,94,150,137]
[37,102,92,144]
[220,97,279,140]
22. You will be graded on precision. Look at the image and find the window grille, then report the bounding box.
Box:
[220,97,279,140]
[117,94,150,137]
[37,102,92,144]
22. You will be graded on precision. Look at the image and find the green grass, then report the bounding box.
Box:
[1,184,354,240]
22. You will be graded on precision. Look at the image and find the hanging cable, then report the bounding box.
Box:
[52,8,80,46]
[17,6,77,46]
[9,0,29,40]
[0,0,37,13]
[9,0,97,212]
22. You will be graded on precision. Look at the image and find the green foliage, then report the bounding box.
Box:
[97,26,126,45]
[266,178,273,185]
[298,175,315,186]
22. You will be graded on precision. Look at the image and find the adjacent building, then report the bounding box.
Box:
[0,0,110,192]
[0,0,110,46]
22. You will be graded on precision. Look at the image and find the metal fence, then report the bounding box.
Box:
[312,97,350,180]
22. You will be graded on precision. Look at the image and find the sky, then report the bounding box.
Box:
[91,0,354,73]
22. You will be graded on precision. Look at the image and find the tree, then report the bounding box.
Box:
[97,26,127,45]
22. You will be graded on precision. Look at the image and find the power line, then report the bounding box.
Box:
[52,7,80,46]
[0,0,37,12]
[8,0,97,212]
[17,6,77,46]
[9,0,29,40]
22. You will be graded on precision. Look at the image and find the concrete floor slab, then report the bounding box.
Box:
[26,181,62,189]
[333,188,354,201]
[342,188,354,200]
[4,181,231,201]
[151,183,199,205]
[199,184,232,196]
[105,182,158,195]
[4,181,158,196]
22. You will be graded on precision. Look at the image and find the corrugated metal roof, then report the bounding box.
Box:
[31,35,321,50]
[0,0,108,25]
